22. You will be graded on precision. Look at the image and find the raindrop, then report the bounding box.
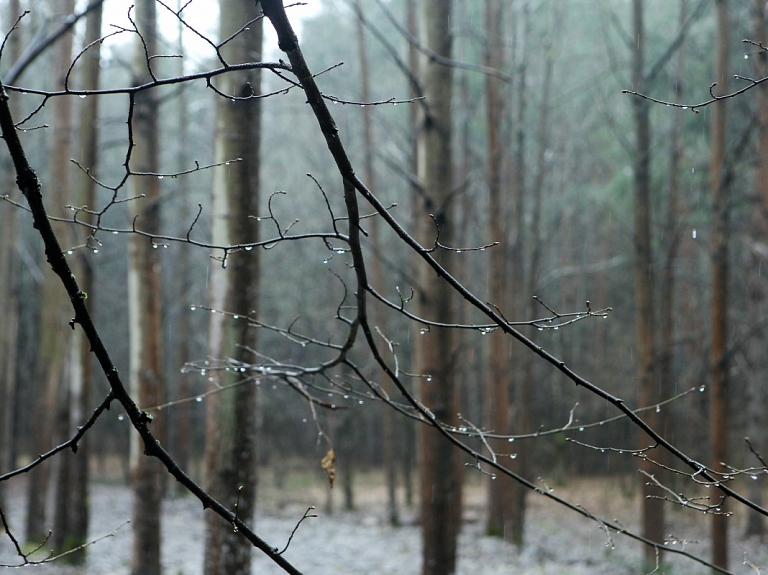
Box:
[225,162,231,165]
[245,246,253,251]
[112,230,119,234]
[699,385,705,392]
[681,106,688,110]
[358,400,364,405]
[343,394,349,400]
[190,305,197,311]
[302,418,307,423]
[196,396,203,402]
[426,375,432,382]
[419,328,428,334]
[67,250,73,255]
[93,249,99,254]
[323,259,329,264]
[751,475,758,480]
[456,250,462,253]
[152,244,159,249]
[554,326,559,330]
[655,405,661,413]
[537,327,544,331]
[233,315,239,319]
[118,415,124,421]
[331,404,336,409]
[745,54,750,60]
[336,249,344,254]
[158,175,164,180]
[578,427,585,432]
[510,454,517,459]
[508,437,515,443]
[692,229,697,239]
[200,369,206,376]
[78,94,87,99]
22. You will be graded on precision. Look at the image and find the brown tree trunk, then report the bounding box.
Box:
[128,2,164,574]
[483,0,517,542]
[202,2,263,574]
[415,2,462,574]
[403,0,419,512]
[743,0,768,539]
[353,0,397,525]
[27,0,76,545]
[50,3,103,561]
[710,0,730,570]
[631,1,665,566]
[0,0,22,510]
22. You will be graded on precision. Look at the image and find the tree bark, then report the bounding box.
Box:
[484,0,518,543]
[202,2,263,574]
[54,2,103,561]
[744,0,768,539]
[128,2,164,573]
[0,0,22,510]
[415,2,462,574]
[631,0,665,565]
[26,0,76,545]
[709,0,730,570]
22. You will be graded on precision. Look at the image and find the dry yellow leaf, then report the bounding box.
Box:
[321,448,336,488]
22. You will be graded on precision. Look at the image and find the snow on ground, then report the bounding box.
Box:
[1,477,765,574]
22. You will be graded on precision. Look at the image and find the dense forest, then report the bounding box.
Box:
[0,0,767,574]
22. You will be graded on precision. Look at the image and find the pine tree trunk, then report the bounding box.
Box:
[203,2,263,574]
[484,0,517,542]
[710,0,730,570]
[0,0,22,510]
[744,0,768,539]
[27,0,76,544]
[415,2,462,574]
[128,2,164,573]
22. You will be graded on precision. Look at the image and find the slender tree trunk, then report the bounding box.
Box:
[631,1,665,565]
[353,0,396,524]
[50,3,102,561]
[507,2,531,546]
[403,0,419,512]
[710,0,730,570]
[128,2,164,573]
[744,0,768,539]
[26,0,76,545]
[415,3,462,574]
[0,0,22,509]
[203,2,263,574]
[658,0,688,470]
[484,0,516,542]
[171,0,193,493]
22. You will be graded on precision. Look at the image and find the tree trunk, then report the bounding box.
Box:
[484,0,517,542]
[128,2,164,574]
[415,2,462,574]
[27,0,76,545]
[631,1,665,565]
[202,2,263,574]
[0,0,22,510]
[403,0,419,513]
[744,0,768,539]
[709,0,730,570]
[50,3,103,562]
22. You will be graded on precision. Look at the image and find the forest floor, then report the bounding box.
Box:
[1,469,766,574]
